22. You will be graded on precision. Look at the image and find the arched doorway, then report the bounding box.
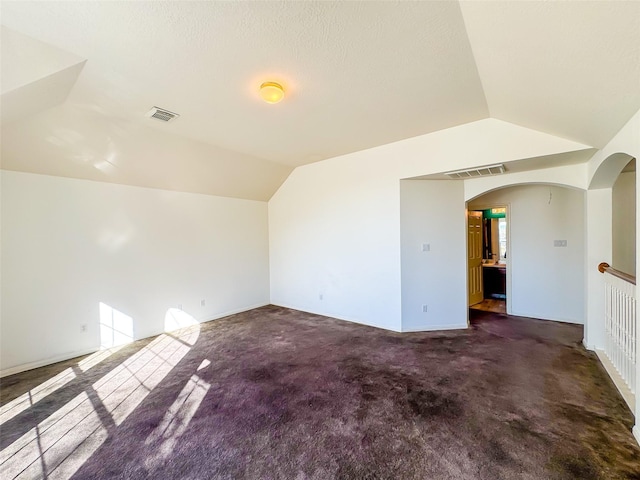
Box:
[584,151,636,351]
[467,183,586,323]
[612,158,636,277]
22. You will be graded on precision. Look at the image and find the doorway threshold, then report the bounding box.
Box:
[470,299,506,314]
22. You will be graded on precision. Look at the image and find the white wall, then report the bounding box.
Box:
[584,188,612,350]
[269,165,403,331]
[400,180,467,331]
[583,107,640,441]
[612,171,636,276]
[469,185,585,324]
[269,118,592,331]
[1,171,270,375]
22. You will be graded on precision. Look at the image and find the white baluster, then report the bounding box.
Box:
[602,271,637,395]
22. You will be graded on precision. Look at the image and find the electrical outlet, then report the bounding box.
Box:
[177,304,183,310]
[201,299,206,307]
[422,243,430,252]
[319,294,324,301]
[554,240,568,247]
[422,305,428,313]
[80,324,88,333]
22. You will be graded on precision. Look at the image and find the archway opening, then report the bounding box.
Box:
[467,183,585,324]
[612,158,636,276]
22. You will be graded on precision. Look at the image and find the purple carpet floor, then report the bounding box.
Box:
[1,306,639,479]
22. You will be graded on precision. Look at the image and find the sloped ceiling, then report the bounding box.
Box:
[1,1,639,201]
[1,27,86,124]
[460,0,640,149]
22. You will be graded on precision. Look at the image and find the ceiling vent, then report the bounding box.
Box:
[445,164,505,179]
[146,106,179,122]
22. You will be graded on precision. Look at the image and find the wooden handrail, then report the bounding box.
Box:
[598,262,636,285]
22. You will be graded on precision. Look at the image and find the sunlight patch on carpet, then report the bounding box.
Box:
[144,370,211,471]
[0,323,201,479]
[0,391,107,479]
[0,368,76,427]
[77,345,125,373]
[93,327,198,426]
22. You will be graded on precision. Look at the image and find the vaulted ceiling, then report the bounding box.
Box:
[1,1,639,200]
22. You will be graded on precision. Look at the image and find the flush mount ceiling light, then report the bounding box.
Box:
[259,82,285,104]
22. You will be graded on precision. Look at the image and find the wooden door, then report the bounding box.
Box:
[468,211,484,306]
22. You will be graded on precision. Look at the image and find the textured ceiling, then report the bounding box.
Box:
[1,1,639,200]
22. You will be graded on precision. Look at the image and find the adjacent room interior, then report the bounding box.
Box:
[1,1,640,478]
[468,205,508,314]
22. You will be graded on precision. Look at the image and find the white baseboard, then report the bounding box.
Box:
[1,303,271,379]
[1,347,98,378]
[199,302,270,323]
[401,324,469,333]
[508,311,583,325]
[582,339,596,351]
[269,303,470,334]
[269,302,403,332]
[633,425,640,445]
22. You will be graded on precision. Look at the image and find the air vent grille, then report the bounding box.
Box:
[445,164,505,179]
[146,106,179,122]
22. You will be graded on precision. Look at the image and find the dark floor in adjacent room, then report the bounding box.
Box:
[1,306,639,479]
